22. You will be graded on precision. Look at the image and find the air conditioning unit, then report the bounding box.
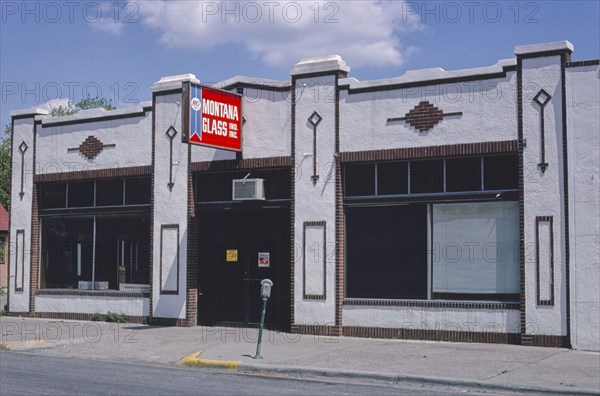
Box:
[232,178,265,200]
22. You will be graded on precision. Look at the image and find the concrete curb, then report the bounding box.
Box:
[238,363,598,395]
[181,355,598,396]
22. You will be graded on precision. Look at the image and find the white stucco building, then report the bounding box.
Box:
[7,41,599,351]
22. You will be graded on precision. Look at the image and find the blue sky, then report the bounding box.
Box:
[1,0,599,130]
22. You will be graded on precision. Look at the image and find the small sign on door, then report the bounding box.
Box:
[258,252,270,268]
[226,249,238,262]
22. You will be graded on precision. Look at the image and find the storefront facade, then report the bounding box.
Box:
[7,41,599,350]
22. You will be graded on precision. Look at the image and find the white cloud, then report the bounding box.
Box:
[87,2,126,36]
[132,1,422,68]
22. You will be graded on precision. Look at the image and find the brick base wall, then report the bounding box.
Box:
[292,323,568,348]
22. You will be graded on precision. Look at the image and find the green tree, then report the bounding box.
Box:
[49,101,78,117]
[49,96,115,117]
[0,124,12,210]
[76,96,115,111]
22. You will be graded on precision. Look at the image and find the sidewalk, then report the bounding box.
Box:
[1,316,599,394]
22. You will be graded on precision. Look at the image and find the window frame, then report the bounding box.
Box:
[37,177,151,293]
[343,155,520,305]
[343,154,518,200]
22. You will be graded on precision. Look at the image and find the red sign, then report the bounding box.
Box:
[189,84,242,152]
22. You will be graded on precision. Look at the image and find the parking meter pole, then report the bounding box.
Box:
[254,279,272,360]
[254,297,268,359]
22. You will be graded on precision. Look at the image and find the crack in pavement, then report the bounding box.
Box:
[481,348,570,381]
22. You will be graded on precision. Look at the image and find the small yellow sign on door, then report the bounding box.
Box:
[226,249,238,262]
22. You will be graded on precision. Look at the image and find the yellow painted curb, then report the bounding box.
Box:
[181,351,240,371]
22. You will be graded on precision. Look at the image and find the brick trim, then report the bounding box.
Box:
[535,216,554,306]
[560,53,572,348]
[5,311,28,317]
[340,140,518,164]
[342,326,520,344]
[149,317,186,326]
[387,101,462,132]
[68,136,116,160]
[566,59,600,67]
[7,312,195,328]
[291,324,340,336]
[34,166,152,183]
[149,94,157,321]
[344,299,520,310]
[181,82,190,142]
[517,49,572,61]
[191,156,291,172]
[159,224,180,295]
[6,120,14,311]
[334,73,344,333]
[26,311,146,324]
[220,82,291,93]
[154,89,183,97]
[29,184,38,312]
[29,121,39,313]
[290,77,297,327]
[340,65,516,94]
[184,81,198,327]
[38,108,151,129]
[36,289,149,298]
[293,324,555,346]
[15,229,24,292]
[302,221,326,300]
[526,334,569,348]
[516,56,527,346]
[294,70,349,81]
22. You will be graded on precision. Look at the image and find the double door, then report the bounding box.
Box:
[198,206,290,329]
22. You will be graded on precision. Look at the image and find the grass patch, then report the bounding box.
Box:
[91,313,103,322]
[105,311,128,323]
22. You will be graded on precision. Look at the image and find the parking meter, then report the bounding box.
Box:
[260,279,273,300]
[254,279,273,359]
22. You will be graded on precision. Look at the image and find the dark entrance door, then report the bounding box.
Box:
[197,205,290,330]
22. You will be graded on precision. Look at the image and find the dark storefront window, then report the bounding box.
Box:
[346,205,427,299]
[344,164,375,196]
[40,183,67,209]
[410,159,444,194]
[484,155,518,190]
[445,157,482,192]
[342,154,518,198]
[39,178,151,291]
[344,154,520,302]
[40,216,94,289]
[377,162,409,195]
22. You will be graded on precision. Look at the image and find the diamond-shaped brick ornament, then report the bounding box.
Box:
[79,136,104,160]
[533,89,551,107]
[308,111,322,127]
[69,136,115,160]
[18,141,28,154]
[165,125,178,139]
[388,101,463,133]
[401,102,445,132]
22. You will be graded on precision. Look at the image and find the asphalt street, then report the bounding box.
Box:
[0,351,494,396]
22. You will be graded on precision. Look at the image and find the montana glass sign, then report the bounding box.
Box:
[188,84,242,152]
